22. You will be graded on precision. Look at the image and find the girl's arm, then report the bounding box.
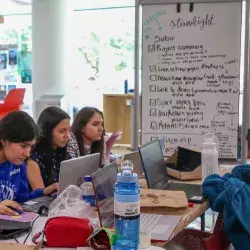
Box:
[26,159,45,190]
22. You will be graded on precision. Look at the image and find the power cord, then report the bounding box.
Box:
[13,215,40,244]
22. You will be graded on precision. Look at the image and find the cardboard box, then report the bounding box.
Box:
[166,146,202,180]
[140,188,188,212]
[0,241,42,250]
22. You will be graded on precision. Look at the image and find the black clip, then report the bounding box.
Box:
[177,3,181,13]
[189,3,194,12]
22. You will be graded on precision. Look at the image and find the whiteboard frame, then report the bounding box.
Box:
[140,0,242,4]
[241,0,250,163]
[133,0,250,162]
[133,0,140,152]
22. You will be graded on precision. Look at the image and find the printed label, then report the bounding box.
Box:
[114,201,140,217]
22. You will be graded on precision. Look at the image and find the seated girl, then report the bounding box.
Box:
[27,106,70,189]
[0,111,57,215]
[67,107,107,168]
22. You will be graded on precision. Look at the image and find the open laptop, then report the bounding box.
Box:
[22,153,100,214]
[123,151,143,176]
[91,162,182,241]
[58,153,100,194]
[138,140,204,203]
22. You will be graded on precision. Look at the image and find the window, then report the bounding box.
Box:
[68,6,135,110]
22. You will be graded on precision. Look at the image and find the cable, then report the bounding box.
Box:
[23,215,40,244]
[13,237,19,243]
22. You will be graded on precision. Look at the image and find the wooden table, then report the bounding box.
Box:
[139,177,208,240]
[3,166,234,249]
[139,164,234,246]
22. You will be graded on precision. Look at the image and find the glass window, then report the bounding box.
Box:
[69,7,135,110]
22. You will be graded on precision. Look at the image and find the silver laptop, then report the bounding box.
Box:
[58,153,100,194]
[22,153,101,215]
[123,151,143,176]
[92,161,182,241]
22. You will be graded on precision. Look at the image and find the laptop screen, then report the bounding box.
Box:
[123,151,143,176]
[139,139,169,188]
[91,162,117,228]
[177,147,201,171]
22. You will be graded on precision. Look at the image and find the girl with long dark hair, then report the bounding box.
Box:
[27,106,70,189]
[67,107,107,168]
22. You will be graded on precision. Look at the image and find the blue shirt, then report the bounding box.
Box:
[0,161,43,203]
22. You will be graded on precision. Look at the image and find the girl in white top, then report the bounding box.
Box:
[67,107,107,168]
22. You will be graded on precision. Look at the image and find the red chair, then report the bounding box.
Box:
[164,212,231,250]
[105,131,122,163]
[0,88,26,119]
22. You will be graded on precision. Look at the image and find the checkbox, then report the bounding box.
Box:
[150,99,156,106]
[150,85,156,92]
[149,65,157,72]
[150,75,157,81]
[151,136,158,141]
[150,121,157,130]
[148,45,155,52]
[150,108,157,117]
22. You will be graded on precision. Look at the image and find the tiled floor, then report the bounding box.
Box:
[111,145,237,233]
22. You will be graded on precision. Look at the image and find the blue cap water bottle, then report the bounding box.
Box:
[114,160,140,250]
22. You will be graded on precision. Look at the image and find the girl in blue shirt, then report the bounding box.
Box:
[0,111,57,215]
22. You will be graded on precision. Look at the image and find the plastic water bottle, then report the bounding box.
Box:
[114,161,140,250]
[202,133,219,181]
[80,175,95,207]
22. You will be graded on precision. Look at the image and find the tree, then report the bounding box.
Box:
[77,32,100,75]
[77,31,134,75]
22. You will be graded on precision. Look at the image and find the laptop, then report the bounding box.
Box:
[176,146,201,171]
[22,153,101,214]
[58,153,100,194]
[138,140,204,203]
[91,162,182,241]
[123,151,143,176]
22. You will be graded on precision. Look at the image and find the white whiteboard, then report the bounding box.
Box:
[141,2,242,159]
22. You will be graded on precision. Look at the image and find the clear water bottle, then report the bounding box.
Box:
[114,161,140,250]
[80,175,95,207]
[202,133,219,181]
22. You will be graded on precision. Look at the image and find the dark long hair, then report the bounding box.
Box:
[32,106,70,184]
[0,111,38,148]
[71,107,104,167]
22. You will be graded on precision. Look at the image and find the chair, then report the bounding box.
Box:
[164,212,231,250]
[0,88,26,119]
[105,131,122,163]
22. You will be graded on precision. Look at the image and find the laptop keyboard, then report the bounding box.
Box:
[140,214,161,232]
[22,196,55,212]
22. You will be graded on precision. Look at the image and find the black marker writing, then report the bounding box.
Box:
[169,14,215,31]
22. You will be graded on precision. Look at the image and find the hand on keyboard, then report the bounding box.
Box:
[43,183,58,196]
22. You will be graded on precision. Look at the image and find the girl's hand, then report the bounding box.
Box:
[0,200,22,215]
[43,183,58,196]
